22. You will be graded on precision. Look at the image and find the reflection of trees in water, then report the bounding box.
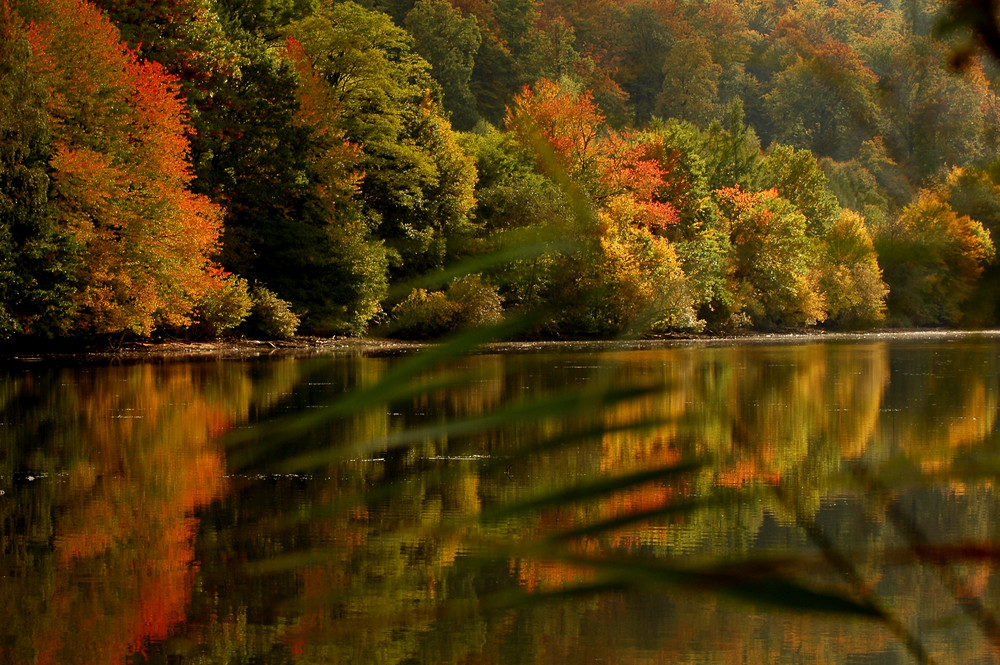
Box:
[507,343,892,555]
[489,342,1000,663]
[4,341,1000,664]
[186,342,998,663]
[876,342,1000,471]
[0,360,302,664]
[217,343,998,663]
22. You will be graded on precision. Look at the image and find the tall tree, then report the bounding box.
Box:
[0,3,76,338]
[288,2,478,281]
[461,0,548,124]
[405,0,482,130]
[273,38,388,334]
[25,0,225,336]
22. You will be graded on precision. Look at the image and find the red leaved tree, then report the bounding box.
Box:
[25,0,224,336]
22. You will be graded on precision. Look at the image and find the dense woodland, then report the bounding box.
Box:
[2,0,1000,341]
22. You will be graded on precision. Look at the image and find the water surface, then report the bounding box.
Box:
[2,335,999,664]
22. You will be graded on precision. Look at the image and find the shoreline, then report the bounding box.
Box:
[6,328,1000,364]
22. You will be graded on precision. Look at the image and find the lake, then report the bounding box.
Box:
[2,333,999,665]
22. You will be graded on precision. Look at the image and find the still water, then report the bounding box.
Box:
[2,335,1000,664]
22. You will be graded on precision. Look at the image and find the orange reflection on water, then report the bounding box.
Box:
[9,360,300,665]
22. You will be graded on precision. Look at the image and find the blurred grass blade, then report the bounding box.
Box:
[703,577,883,617]
[471,543,885,618]
[563,552,885,617]
[226,314,541,465]
[481,460,701,521]
[272,382,666,472]
[547,498,718,542]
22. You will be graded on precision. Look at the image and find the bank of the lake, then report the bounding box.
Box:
[7,328,1000,364]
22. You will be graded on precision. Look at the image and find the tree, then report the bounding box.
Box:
[0,3,76,338]
[874,189,995,325]
[288,2,478,281]
[280,37,388,333]
[505,78,695,334]
[90,0,243,174]
[656,35,721,128]
[26,0,225,336]
[759,144,841,236]
[703,100,762,191]
[713,186,825,327]
[405,0,482,129]
[763,1,881,160]
[508,78,678,230]
[945,166,1000,324]
[876,36,1000,180]
[460,123,574,312]
[817,210,887,327]
[213,0,317,35]
[602,1,673,121]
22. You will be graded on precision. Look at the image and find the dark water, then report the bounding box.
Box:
[2,335,1000,664]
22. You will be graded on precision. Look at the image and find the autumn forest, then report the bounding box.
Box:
[3,0,1000,342]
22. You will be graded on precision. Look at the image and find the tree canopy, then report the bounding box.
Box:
[2,0,999,342]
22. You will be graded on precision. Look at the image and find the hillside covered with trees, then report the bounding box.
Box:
[3,0,1000,341]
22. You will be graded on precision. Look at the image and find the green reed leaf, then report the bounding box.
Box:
[480,460,702,521]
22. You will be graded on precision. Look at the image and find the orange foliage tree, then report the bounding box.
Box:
[506,77,694,334]
[507,77,679,231]
[875,188,996,325]
[25,0,225,336]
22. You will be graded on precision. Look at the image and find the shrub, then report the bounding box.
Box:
[389,275,506,339]
[389,289,461,339]
[448,274,504,327]
[246,286,301,340]
[193,274,253,338]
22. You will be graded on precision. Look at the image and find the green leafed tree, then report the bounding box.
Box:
[759,144,841,237]
[287,1,478,282]
[703,100,762,191]
[278,37,388,334]
[405,0,482,130]
[0,3,77,338]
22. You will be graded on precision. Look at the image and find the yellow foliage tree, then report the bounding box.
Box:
[874,189,995,325]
